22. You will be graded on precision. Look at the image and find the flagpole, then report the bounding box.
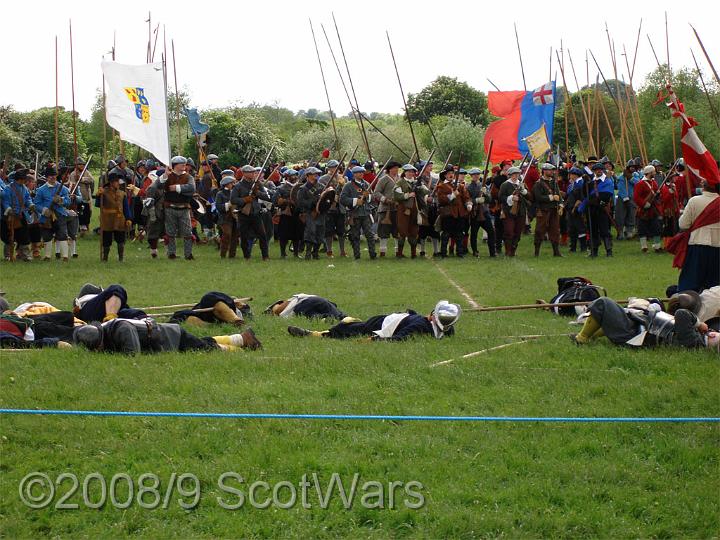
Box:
[161,52,171,165]
[513,23,527,91]
[171,40,182,156]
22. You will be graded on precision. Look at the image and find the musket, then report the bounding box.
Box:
[510,156,535,216]
[314,150,349,218]
[240,145,275,216]
[430,150,453,196]
[362,155,393,205]
[69,155,92,196]
[480,140,494,189]
[413,148,436,214]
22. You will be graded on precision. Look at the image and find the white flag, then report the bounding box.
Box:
[101,61,170,166]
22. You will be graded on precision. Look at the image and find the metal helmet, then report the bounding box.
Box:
[432,300,461,331]
[170,156,187,166]
[186,157,196,168]
[207,153,219,161]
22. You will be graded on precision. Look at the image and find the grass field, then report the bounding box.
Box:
[1,233,718,538]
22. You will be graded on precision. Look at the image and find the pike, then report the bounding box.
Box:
[331,13,372,159]
[356,111,412,161]
[466,298,671,313]
[309,19,339,155]
[690,49,720,129]
[69,156,92,196]
[422,111,441,149]
[69,20,79,168]
[386,31,420,159]
[430,150,453,195]
[567,49,596,156]
[690,24,720,86]
[556,49,586,159]
[513,22,527,91]
[240,145,275,216]
[320,24,368,159]
[54,35,59,166]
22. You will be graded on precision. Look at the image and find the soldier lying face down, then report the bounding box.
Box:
[264,294,346,320]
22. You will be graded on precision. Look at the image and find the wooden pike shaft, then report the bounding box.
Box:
[466,298,670,313]
[432,341,528,367]
[691,49,720,129]
[556,50,585,159]
[309,19,339,155]
[332,13,371,159]
[387,31,420,159]
[691,24,720,86]
[320,24,367,158]
[138,297,253,312]
[69,20,78,166]
[54,35,59,166]
[567,50,595,156]
[357,111,412,160]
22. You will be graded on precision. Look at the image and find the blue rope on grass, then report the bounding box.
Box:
[1,409,718,423]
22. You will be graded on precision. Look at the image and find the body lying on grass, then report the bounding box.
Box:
[287,300,460,341]
[571,293,719,350]
[265,293,346,320]
[0,296,261,352]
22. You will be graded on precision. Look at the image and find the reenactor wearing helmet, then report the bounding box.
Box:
[296,166,327,260]
[373,161,400,257]
[96,171,131,261]
[215,170,238,258]
[109,154,133,185]
[230,164,271,260]
[393,164,425,258]
[274,169,304,258]
[465,168,496,258]
[286,300,461,341]
[318,160,347,258]
[532,162,563,257]
[159,156,196,260]
[34,165,71,261]
[340,165,377,260]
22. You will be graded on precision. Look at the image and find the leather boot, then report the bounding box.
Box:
[534,241,542,257]
[410,243,417,259]
[603,237,613,257]
[580,236,588,252]
[117,243,124,262]
[396,240,405,258]
[552,242,562,257]
[102,246,110,262]
[305,242,313,260]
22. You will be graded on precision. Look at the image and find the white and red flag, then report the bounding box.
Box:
[665,85,719,188]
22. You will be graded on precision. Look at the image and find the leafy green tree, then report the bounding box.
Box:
[434,116,485,166]
[408,76,490,127]
[185,107,284,165]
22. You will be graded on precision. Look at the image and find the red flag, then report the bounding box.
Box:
[321,148,330,159]
[666,86,719,188]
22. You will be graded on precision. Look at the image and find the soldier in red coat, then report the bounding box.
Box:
[660,172,682,249]
[633,165,663,253]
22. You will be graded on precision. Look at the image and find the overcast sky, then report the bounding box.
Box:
[4,0,717,120]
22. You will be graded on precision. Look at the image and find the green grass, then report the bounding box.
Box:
[1,233,718,538]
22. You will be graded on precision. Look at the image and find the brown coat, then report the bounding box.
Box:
[436,181,470,218]
[99,187,127,231]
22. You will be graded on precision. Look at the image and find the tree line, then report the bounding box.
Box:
[1,67,717,171]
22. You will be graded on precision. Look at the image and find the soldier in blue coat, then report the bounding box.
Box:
[1,167,36,261]
[340,166,377,260]
[34,166,71,261]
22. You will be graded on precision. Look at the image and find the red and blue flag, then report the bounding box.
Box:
[484,82,556,161]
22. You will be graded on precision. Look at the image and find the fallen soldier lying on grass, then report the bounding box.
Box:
[72,318,261,354]
[287,300,460,341]
[265,293,346,320]
[168,291,252,327]
[571,294,719,350]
